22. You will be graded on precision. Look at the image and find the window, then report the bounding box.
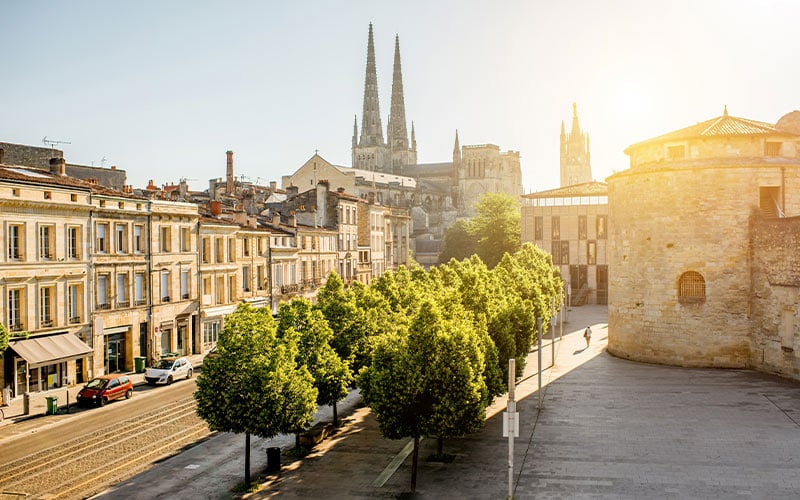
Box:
[216,238,224,263]
[99,199,106,208]
[597,215,607,239]
[667,145,685,159]
[678,271,706,303]
[181,270,190,299]
[44,191,52,200]
[134,225,144,253]
[243,237,250,257]
[765,141,781,156]
[229,276,236,301]
[118,201,125,209]
[117,273,129,307]
[258,237,264,256]
[68,284,82,323]
[8,288,24,331]
[228,238,235,262]
[202,237,211,263]
[242,266,251,292]
[216,276,225,304]
[587,241,596,265]
[551,216,560,240]
[534,216,543,240]
[115,223,127,254]
[98,274,110,309]
[160,226,171,253]
[12,188,20,197]
[578,216,587,240]
[97,223,109,253]
[135,273,146,305]
[68,226,81,259]
[8,223,24,260]
[39,286,54,327]
[71,193,78,202]
[39,225,55,260]
[760,186,782,218]
[257,266,265,291]
[180,227,190,252]
[203,321,220,347]
[161,271,170,302]
[203,277,211,295]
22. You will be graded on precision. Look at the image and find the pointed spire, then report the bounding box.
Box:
[359,22,384,147]
[411,121,417,151]
[453,129,461,163]
[453,129,460,153]
[560,120,566,138]
[388,33,409,151]
[570,102,581,137]
[723,104,728,117]
[352,115,358,148]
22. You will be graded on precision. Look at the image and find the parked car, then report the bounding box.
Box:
[77,374,133,407]
[145,357,193,385]
[203,346,218,363]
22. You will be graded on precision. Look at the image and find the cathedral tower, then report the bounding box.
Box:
[560,103,592,186]
[353,23,390,172]
[387,34,417,172]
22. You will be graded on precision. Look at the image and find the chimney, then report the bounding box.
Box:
[288,210,297,227]
[247,215,257,228]
[316,181,328,227]
[368,191,375,204]
[271,211,281,228]
[146,179,157,191]
[270,180,277,192]
[226,150,234,194]
[337,187,345,193]
[49,157,66,176]
[210,200,222,216]
[287,185,299,197]
[111,165,117,170]
[233,210,246,225]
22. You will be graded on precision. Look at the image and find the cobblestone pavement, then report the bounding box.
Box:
[248,305,800,499]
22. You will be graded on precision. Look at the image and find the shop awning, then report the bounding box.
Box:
[10,333,92,368]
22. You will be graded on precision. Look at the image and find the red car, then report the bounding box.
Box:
[77,374,133,407]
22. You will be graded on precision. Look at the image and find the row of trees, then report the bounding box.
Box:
[195,241,562,491]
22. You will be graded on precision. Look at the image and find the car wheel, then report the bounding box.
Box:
[99,397,107,407]
[125,389,132,399]
[167,376,173,385]
[186,369,193,379]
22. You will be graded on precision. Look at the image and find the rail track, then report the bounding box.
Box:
[0,396,211,499]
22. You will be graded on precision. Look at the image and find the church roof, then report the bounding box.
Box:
[625,108,796,153]
[522,181,607,198]
[404,162,453,177]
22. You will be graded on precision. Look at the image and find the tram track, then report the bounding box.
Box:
[0,390,210,499]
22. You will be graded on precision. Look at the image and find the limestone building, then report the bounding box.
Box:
[607,108,800,380]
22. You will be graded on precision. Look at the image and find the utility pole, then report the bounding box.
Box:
[504,358,517,499]
[537,317,543,410]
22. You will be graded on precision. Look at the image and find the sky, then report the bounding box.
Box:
[3,0,800,194]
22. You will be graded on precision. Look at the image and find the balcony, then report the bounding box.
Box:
[10,323,23,332]
[117,300,130,309]
[98,303,111,310]
[41,319,53,328]
[69,316,81,324]
[135,299,147,306]
[279,284,299,294]
[162,296,171,303]
[181,293,190,300]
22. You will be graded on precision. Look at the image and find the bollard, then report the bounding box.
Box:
[23,392,30,415]
[266,447,281,472]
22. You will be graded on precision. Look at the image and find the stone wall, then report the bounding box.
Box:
[0,142,63,169]
[749,215,800,378]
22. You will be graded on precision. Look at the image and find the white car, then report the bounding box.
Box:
[144,357,193,385]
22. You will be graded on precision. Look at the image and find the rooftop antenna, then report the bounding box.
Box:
[101,156,107,167]
[42,136,71,149]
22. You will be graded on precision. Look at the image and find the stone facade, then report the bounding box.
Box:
[607,109,800,378]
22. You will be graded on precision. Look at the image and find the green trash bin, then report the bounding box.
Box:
[134,356,147,373]
[45,396,58,415]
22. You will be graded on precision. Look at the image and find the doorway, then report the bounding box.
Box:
[106,333,126,373]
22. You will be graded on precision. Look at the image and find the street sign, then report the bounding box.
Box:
[502,411,519,437]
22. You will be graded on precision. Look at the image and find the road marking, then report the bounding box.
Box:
[184,464,200,469]
[371,437,423,487]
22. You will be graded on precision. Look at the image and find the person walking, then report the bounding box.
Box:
[583,325,592,347]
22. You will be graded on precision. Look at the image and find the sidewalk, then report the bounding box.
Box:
[0,353,206,427]
[247,305,800,499]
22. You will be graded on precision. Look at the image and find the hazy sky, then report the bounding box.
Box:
[3,1,800,193]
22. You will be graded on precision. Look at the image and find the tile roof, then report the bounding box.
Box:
[0,164,145,199]
[626,110,798,152]
[522,181,608,198]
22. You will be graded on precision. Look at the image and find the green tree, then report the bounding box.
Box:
[278,298,352,427]
[359,300,489,493]
[471,192,521,268]
[195,304,317,488]
[0,323,8,355]
[438,219,478,263]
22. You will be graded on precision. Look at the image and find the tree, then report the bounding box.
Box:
[195,304,317,488]
[359,300,489,493]
[471,192,521,268]
[278,298,352,427]
[0,323,8,355]
[438,219,478,263]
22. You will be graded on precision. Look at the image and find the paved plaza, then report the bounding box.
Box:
[248,305,800,499]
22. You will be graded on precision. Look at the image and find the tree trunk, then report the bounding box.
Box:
[295,432,301,456]
[245,432,251,488]
[411,436,419,493]
[437,436,443,457]
[332,401,338,427]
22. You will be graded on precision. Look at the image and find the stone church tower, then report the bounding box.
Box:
[352,24,416,174]
[560,103,592,186]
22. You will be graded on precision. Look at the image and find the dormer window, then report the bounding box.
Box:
[667,145,685,160]
[765,141,781,156]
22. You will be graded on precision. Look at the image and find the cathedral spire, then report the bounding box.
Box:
[388,34,409,152]
[453,129,461,163]
[411,121,417,152]
[570,102,581,137]
[359,23,384,147]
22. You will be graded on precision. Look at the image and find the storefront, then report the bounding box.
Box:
[5,332,92,398]
[104,325,130,373]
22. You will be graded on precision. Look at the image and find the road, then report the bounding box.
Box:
[0,376,207,500]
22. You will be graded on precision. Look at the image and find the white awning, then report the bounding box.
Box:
[10,333,92,368]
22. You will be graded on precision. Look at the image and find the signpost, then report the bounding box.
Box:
[503,358,518,499]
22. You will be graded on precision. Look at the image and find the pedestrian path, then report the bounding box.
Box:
[247,305,800,499]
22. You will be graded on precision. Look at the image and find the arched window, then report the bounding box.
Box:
[678,271,706,303]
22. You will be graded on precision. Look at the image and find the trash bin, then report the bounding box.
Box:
[134,356,147,373]
[45,396,58,415]
[266,447,281,472]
